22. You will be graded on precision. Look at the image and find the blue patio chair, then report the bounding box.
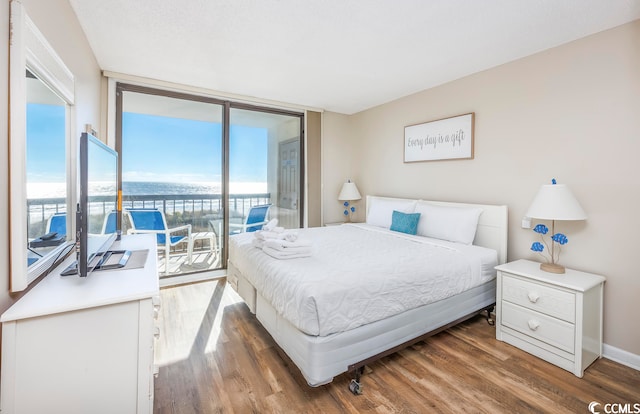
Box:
[229,204,272,234]
[46,212,67,236]
[101,211,118,234]
[125,208,192,275]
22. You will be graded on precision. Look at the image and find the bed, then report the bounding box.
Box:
[228,196,508,392]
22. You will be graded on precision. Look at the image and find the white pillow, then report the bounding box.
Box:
[414,202,483,245]
[366,198,417,228]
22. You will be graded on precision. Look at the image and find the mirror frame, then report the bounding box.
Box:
[9,0,75,291]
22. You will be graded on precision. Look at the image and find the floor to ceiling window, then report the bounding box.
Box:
[116,84,303,280]
[224,106,303,255]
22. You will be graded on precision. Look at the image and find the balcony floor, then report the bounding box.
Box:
[158,248,221,278]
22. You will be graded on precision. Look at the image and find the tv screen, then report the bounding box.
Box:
[62,132,129,277]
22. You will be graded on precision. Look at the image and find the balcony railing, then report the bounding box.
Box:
[27,193,271,237]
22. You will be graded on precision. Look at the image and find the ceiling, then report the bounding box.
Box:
[68,0,640,115]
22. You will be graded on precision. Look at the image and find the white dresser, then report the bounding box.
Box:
[495,259,605,377]
[1,235,160,414]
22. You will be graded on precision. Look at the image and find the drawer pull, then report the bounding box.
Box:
[527,319,540,331]
[527,292,540,303]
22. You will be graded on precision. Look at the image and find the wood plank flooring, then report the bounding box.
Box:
[153,278,640,413]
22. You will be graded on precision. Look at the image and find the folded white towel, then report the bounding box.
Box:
[283,231,298,242]
[254,230,281,240]
[262,245,312,259]
[262,218,279,231]
[251,238,264,249]
[255,229,296,240]
[263,238,312,251]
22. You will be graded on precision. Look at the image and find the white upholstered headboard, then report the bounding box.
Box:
[366,195,508,265]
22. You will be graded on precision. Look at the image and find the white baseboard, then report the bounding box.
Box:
[603,343,640,371]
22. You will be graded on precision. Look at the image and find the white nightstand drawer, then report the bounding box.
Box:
[501,302,575,354]
[502,274,575,323]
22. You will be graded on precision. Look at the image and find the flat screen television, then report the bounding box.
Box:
[61,132,130,277]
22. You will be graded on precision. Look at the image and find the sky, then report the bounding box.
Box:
[27,103,66,183]
[27,105,269,186]
[122,112,268,184]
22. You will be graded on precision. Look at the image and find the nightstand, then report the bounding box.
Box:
[495,259,605,377]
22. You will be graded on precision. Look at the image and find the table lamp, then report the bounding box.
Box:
[338,180,361,222]
[525,179,587,274]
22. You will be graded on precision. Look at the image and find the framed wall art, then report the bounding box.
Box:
[404,112,474,162]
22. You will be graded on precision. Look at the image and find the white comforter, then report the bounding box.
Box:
[229,223,496,337]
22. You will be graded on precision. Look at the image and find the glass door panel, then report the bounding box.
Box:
[120,90,223,278]
[228,108,302,234]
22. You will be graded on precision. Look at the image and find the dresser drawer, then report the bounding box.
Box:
[501,302,575,354]
[502,273,575,322]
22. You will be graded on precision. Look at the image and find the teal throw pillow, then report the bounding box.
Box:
[390,210,421,235]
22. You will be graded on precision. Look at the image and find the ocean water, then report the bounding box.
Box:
[125,181,222,196]
[27,181,267,198]
[27,181,269,232]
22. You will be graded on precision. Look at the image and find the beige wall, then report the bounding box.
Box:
[322,112,358,223]
[323,21,640,356]
[306,111,322,227]
[0,0,102,317]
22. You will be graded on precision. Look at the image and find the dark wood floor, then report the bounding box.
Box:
[153,278,640,414]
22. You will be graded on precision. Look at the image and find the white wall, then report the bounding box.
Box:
[323,20,640,356]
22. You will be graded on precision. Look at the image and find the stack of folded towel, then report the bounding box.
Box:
[252,219,312,259]
[262,238,312,259]
[252,218,286,248]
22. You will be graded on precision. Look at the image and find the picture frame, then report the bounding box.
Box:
[404,113,474,162]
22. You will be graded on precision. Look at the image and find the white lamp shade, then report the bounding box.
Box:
[338,181,361,201]
[525,183,587,220]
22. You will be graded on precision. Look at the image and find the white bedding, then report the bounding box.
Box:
[229,223,497,337]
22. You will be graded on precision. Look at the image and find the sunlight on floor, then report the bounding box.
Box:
[154,278,243,367]
[157,250,220,278]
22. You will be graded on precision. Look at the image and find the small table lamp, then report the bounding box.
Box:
[338,180,362,222]
[525,179,587,274]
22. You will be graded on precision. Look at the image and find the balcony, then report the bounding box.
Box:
[27,192,271,278]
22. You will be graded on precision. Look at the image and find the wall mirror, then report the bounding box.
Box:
[9,0,75,292]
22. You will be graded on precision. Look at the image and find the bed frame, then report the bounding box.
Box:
[228,196,508,393]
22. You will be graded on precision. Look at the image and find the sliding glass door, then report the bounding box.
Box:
[117,85,224,277]
[116,84,303,280]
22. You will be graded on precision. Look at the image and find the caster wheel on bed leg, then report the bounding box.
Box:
[485,307,495,326]
[349,379,363,395]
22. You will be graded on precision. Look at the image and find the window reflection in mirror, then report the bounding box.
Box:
[26,69,69,267]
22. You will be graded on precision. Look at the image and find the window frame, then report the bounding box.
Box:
[9,0,75,292]
[115,83,305,272]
